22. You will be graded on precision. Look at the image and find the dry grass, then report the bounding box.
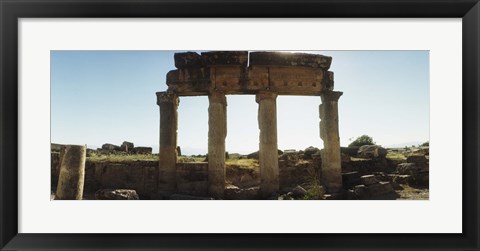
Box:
[350,157,370,161]
[87,154,158,162]
[397,185,429,200]
[386,152,407,160]
[226,158,259,169]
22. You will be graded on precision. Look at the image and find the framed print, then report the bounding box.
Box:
[1,0,479,250]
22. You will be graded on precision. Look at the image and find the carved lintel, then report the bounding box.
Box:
[321,91,343,103]
[255,91,278,103]
[156,92,179,106]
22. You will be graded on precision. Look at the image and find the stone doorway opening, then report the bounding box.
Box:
[225,95,259,156]
[177,96,208,157]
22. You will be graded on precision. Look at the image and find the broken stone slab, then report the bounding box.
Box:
[342,171,361,188]
[357,145,387,158]
[406,155,428,164]
[132,147,152,154]
[322,192,345,200]
[278,193,294,200]
[95,189,139,200]
[247,149,283,160]
[291,185,308,198]
[397,163,428,175]
[368,181,394,197]
[102,143,120,151]
[121,141,134,151]
[340,146,360,157]
[303,146,320,160]
[373,172,389,182]
[353,185,369,199]
[174,52,203,69]
[360,174,379,186]
[388,174,412,184]
[224,185,260,200]
[249,52,332,69]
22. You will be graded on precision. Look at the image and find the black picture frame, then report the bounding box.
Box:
[1,0,479,250]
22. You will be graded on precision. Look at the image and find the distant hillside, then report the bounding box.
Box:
[385,141,423,148]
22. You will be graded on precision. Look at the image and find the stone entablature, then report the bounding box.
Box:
[166,51,334,96]
[158,51,342,199]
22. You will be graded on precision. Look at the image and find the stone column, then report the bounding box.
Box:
[320,91,343,193]
[157,91,179,193]
[55,145,86,200]
[256,91,279,198]
[208,91,227,198]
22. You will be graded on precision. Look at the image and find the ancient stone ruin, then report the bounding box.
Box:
[156,51,343,199]
[55,144,87,200]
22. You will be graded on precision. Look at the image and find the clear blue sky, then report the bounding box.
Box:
[51,51,429,155]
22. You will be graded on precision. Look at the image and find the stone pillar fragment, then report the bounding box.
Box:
[55,145,86,200]
[256,91,279,198]
[157,92,179,193]
[320,91,343,193]
[208,91,227,198]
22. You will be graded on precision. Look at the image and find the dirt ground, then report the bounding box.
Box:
[396,184,429,200]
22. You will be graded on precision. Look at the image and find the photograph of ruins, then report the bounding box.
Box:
[51,50,429,200]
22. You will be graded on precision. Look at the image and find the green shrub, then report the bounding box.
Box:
[420,141,429,147]
[348,135,375,147]
[303,167,325,200]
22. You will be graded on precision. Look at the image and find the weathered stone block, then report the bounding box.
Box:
[102,143,120,151]
[303,146,320,159]
[358,145,387,158]
[373,172,389,182]
[212,66,246,92]
[353,184,369,199]
[291,185,308,198]
[360,174,379,186]
[166,68,212,94]
[176,162,208,196]
[322,192,344,200]
[406,155,428,164]
[95,163,145,192]
[397,163,419,175]
[95,189,139,200]
[342,171,360,188]
[368,181,394,196]
[388,174,412,184]
[249,52,332,69]
[133,147,152,154]
[201,51,248,66]
[174,52,202,68]
[269,66,324,94]
[224,185,260,200]
[246,66,270,91]
[341,146,360,157]
[51,152,60,190]
[121,141,134,151]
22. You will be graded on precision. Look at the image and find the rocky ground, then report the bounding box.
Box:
[396,185,429,200]
[52,144,429,200]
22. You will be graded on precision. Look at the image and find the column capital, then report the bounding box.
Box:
[209,91,227,106]
[321,90,343,103]
[156,91,179,106]
[255,91,277,103]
